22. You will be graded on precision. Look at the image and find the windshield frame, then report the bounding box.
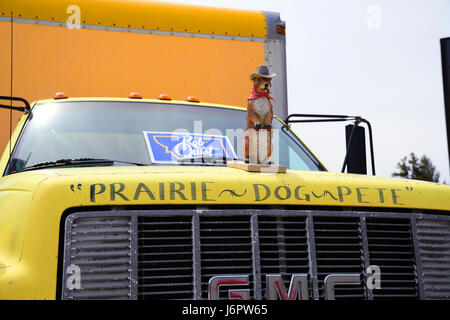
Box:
[3,100,327,175]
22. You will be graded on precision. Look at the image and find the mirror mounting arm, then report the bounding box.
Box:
[284,113,375,175]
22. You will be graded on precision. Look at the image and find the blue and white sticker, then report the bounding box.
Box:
[143,131,237,164]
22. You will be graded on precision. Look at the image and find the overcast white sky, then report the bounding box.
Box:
[166,0,450,183]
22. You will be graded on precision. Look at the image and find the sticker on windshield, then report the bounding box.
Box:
[143,131,237,164]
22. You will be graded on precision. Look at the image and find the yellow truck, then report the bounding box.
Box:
[1,0,450,300]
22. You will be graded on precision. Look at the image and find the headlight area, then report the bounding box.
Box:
[0,189,33,299]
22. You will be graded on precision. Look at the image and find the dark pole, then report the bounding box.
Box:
[440,37,450,171]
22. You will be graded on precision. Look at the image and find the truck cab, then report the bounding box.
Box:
[1,96,450,300]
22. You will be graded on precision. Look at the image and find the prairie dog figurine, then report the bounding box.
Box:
[244,65,276,164]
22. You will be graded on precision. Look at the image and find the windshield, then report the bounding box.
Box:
[5,101,325,174]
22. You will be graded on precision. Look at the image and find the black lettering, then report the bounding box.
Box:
[90,183,106,202]
[376,188,387,203]
[391,189,404,205]
[311,190,338,201]
[253,184,271,201]
[201,182,215,201]
[170,182,187,200]
[337,186,352,202]
[159,182,165,200]
[191,182,197,200]
[110,183,129,201]
[274,185,291,200]
[294,186,310,201]
[134,183,156,201]
[356,187,369,204]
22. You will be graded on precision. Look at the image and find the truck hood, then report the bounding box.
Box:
[1,165,449,211]
[1,165,448,271]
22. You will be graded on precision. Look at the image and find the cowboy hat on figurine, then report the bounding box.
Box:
[249,65,277,80]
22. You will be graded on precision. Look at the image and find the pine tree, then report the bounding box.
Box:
[392,152,440,183]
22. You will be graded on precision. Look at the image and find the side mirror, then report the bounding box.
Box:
[345,124,367,174]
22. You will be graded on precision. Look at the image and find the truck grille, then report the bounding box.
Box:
[138,216,194,300]
[417,217,450,299]
[314,217,365,299]
[61,216,132,300]
[61,208,450,300]
[258,216,309,299]
[366,218,418,299]
[199,215,254,299]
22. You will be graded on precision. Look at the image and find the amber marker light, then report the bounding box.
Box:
[158,94,172,100]
[276,25,286,35]
[129,92,143,99]
[186,96,200,103]
[54,92,68,99]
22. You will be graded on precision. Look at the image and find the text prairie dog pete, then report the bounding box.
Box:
[244,65,276,164]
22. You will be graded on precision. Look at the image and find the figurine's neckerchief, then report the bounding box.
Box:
[248,86,276,102]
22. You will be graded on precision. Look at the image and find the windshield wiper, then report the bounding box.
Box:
[176,156,237,165]
[11,158,148,174]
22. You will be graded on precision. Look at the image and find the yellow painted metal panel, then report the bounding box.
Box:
[11,22,265,103]
[0,0,267,38]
